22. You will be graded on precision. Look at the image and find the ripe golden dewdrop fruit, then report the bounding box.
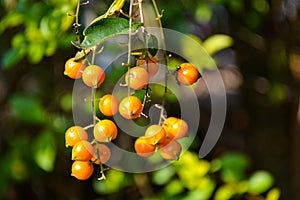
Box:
[82,65,106,88]
[177,63,200,85]
[119,96,143,119]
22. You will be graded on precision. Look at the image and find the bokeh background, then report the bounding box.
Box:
[1,0,299,199]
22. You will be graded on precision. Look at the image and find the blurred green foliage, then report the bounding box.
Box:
[0,0,295,199]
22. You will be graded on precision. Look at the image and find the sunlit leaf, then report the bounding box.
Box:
[202,34,233,55]
[214,184,236,200]
[152,166,175,185]
[248,170,274,194]
[80,18,143,48]
[32,130,56,172]
[93,169,129,194]
[266,187,281,200]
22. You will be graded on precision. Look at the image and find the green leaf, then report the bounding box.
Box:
[202,34,233,55]
[248,170,274,194]
[80,18,143,48]
[32,130,56,172]
[2,48,25,70]
[10,94,46,124]
[152,166,175,185]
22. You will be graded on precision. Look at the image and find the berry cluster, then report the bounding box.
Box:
[63,55,200,180]
[134,117,188,160]
[63,0,201,181]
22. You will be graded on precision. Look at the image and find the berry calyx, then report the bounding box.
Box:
[64,58,86,79]
[125,67,149,90]
[119,96,143,119]
[65,126,88,147]
[99,94,119,116]
[93,119,118,142]
[72,140,94,161]
[82,65,105,88]
[71,160,94,180]
[176,63,200,85]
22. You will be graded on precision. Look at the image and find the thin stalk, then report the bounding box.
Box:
[151,0,168,126]
[90,48,106,180]
[75,0,81,44]
[126,0,135,98]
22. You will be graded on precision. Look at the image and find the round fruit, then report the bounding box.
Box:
[134,136,156,157]
[71,160,94,180]
[177,63,200,85]
[136,58,159,77]
[65,126,88,147]
[92,143,111,164]
[93,119,118,142]
[144,124,167,145]
[82,65,105,88]
[72,140,94,161]
[159,140,182,160]
[119,96,143,119]
[163,117,188,139]
[125,67,149,90]
[64,58,86,79]
[99,94,119,116]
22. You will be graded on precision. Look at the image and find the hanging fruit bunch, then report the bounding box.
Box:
[63,0,201,181]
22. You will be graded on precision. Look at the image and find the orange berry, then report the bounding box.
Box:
[65,126,88,147]
[159,140,182,160]
[125,67,149,90]
[144,124,167,145]
[119,96,143,119]
[82,65,105,88]
[136,58,159,77]
[92,143,111,164]
[134,136,156,157]
[99,94,119,116]
[72,140,94,161]
[64,58,86,79]
[71,160,94,180]
[163,117,188,139]
[177,63,200,85]
[93,119,118,142]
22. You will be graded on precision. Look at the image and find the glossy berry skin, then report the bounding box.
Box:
[125,67,149,90]
[163,117,188,139]
[99,94,119,116]
[144,124,167,145]
[177,63,200,85]
[64,58,86,79]
[92,143,111,164]
[93,119,118,142]
[134,136,156,157]
[82,65,105,88]
[159,140,182,160]
[65,126,88,147]
[72,140,94,161]
[119,96,143,119]
[71,160,94,180]
[136,58,159,77]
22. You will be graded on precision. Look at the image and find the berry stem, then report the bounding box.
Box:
[151,0,169,126]
[75,0,82,44]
